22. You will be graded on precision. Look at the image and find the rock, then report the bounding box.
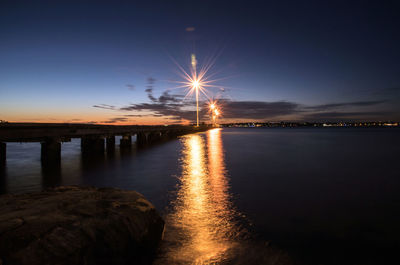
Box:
[0,186,164,265]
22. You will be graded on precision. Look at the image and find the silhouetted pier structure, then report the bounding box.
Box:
[0,123,209,166]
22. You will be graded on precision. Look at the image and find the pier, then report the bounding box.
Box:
[0,123,210,166]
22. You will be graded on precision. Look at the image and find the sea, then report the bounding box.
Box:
[1,127,399,265]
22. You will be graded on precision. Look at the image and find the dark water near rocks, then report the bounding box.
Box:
[1,128,399,264]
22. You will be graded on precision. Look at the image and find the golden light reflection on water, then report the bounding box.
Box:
[159,128,241,264]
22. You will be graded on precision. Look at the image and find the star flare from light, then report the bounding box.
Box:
[171,53,224,126]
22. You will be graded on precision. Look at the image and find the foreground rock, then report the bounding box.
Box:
[0,186,164,265]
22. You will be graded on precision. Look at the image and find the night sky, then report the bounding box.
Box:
[1,0,399,124]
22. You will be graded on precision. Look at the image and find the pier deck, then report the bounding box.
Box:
[0,123,210,165]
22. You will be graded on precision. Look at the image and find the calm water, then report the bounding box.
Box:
[1,128,399,264]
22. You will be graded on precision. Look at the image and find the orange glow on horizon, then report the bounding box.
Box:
[1,109,194,125]
[2,117,192,126]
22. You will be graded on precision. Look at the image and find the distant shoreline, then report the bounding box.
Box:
[221,121,399,128]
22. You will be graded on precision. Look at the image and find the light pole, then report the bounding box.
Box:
[195,81,199,127]
[191,54,199,127]
[214,109,219,126]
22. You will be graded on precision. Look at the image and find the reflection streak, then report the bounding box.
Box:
[161,128,239,264]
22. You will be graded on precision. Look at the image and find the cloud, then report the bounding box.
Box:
[100,117,129,124]
[119,99,299,122]
[123,114,164,117]
[126,84,135,91]
[120,102,183,112]
[94,86,397,123]
[220,100,299,119]
[302,111,393,121]
[143,79,185,103]
[120,97,398,122]
[93,104,116,110]
[123,114,145,117]
[185,27,195,32]
[305,100,386,111]
[145,77,157,102]
[158,91,184,103]
[120,99,200,121]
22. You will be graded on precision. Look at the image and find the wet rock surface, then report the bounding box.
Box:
[0,186,164,265]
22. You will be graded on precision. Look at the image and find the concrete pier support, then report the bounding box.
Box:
[161,131,170,140]
[41,157,61,187]
[136,132,148,146]
[147,133,155,144]
[149,132,162,144]
[41,139,61,164]
[120,134,132,148]
[81,137,105,154]
[106,136,115,152]
[137,131,166,146]
[0,142,6,165]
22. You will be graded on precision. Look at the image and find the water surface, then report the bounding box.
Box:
[1,127,399,264]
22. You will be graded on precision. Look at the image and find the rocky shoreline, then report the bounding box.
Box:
[0,186,164,265]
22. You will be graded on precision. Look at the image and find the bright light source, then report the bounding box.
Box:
[172,53,219,126]
[192,80,199,89]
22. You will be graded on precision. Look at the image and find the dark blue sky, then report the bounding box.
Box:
[1,0,399,123]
